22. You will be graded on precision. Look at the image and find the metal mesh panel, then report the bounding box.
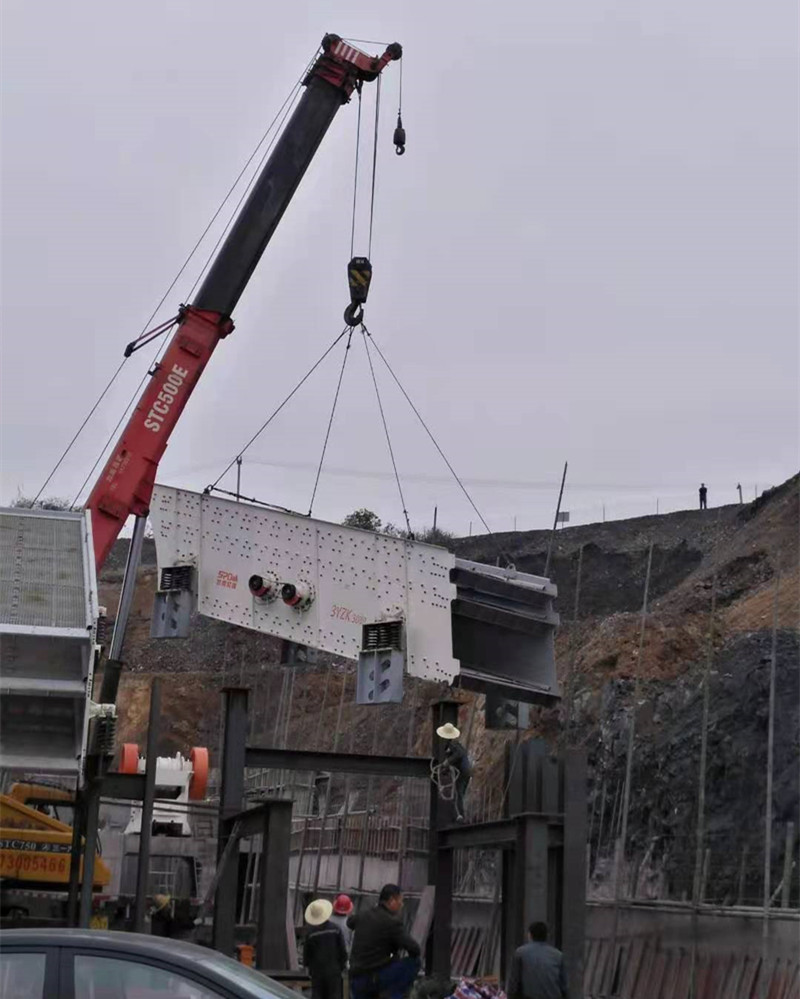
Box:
[0,510,87,628]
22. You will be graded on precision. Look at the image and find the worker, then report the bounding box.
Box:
[699,483,708,510]
[304,898,348,999]
[436,722,473,821]
[507,921,568,999]
[330,894,354,953]
[149,894,174,938]
[347,884,421,999]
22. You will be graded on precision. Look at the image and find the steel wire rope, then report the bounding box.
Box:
[367,75,382,257]
[308,331,354,516]
[207,327,352,492]
[342,37,391,47]
[349,88,363,258]
[361,325,493,534]
[360,327,413,537]
[69,65,314,508]
[36,52,318,507]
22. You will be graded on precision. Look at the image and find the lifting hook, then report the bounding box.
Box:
[344,302,364,327]
[393,112,406,155]
[345,256,372,327]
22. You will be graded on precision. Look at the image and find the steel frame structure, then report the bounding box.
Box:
[431,740,587,996]
[214,688,586,993]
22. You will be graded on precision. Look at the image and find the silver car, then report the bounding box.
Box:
[0,928,301,999]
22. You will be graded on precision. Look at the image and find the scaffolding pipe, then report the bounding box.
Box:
[605,543,653,995]
[689,566,718,998]
[563,544,584,744]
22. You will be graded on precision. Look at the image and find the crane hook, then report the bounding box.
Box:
[344,257,372,327]
[393,112,406,156]
[344,302,364,327]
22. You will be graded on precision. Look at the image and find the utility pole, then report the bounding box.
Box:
[544,461,568,577]
[236,455,242,501]
[433,505,438,532]
[737,483,743,504]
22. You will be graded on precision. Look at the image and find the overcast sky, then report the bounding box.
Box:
[1,0,797,536]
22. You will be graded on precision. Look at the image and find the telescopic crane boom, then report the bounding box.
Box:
[85,35,401,570]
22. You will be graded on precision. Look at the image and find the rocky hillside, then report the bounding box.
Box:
[101,474,799,904]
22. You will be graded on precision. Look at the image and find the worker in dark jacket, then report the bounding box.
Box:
[305,898,348,999]
[347,884,421,999]
[150,894,174,938]
[437,722,473,821]
[507,921,567,999]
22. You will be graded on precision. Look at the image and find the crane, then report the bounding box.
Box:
[85,34,401,572]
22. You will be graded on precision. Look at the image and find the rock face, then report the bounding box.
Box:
[583,630,798,905]
[454,474,799,905]
[101,476,799,903]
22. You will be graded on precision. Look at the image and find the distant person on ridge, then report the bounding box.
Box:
[699,483,708,510]
[347,884,420,999]
[507,921,568,999]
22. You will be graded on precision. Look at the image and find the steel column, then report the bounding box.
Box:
[256,800,293,971]
[428,700,459,880]
[520,815,549,933]
[65,789,85,926]
[133,678,161,932]
[561,749,587,999]
[432,839,454,977]
[428,700,459,973]
[78,778,101,927]
[213,687,249,955]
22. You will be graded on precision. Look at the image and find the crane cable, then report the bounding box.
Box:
[307,330,354,516]
[349,88,363,259]
[68,60,315,508]
[367,74,382,257]
[207,326,352,493]
[360,327,413,537]
[361,324,493,535]
[33,48,318,508]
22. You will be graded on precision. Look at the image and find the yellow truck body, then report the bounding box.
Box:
[0,789,111,887]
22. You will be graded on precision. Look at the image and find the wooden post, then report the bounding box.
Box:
[593,778,607,878]
[762,572,780,925]
[737,844,749,906]
[780,822,794,908]
[759,569,781,999]
[700,848,711,903]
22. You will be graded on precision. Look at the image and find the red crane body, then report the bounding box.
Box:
[86,36,401,569]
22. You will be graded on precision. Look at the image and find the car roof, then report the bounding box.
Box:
[0,928,217,963]
[0,929,297,998]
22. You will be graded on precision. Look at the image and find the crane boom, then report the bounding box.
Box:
[86,35,401,570]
